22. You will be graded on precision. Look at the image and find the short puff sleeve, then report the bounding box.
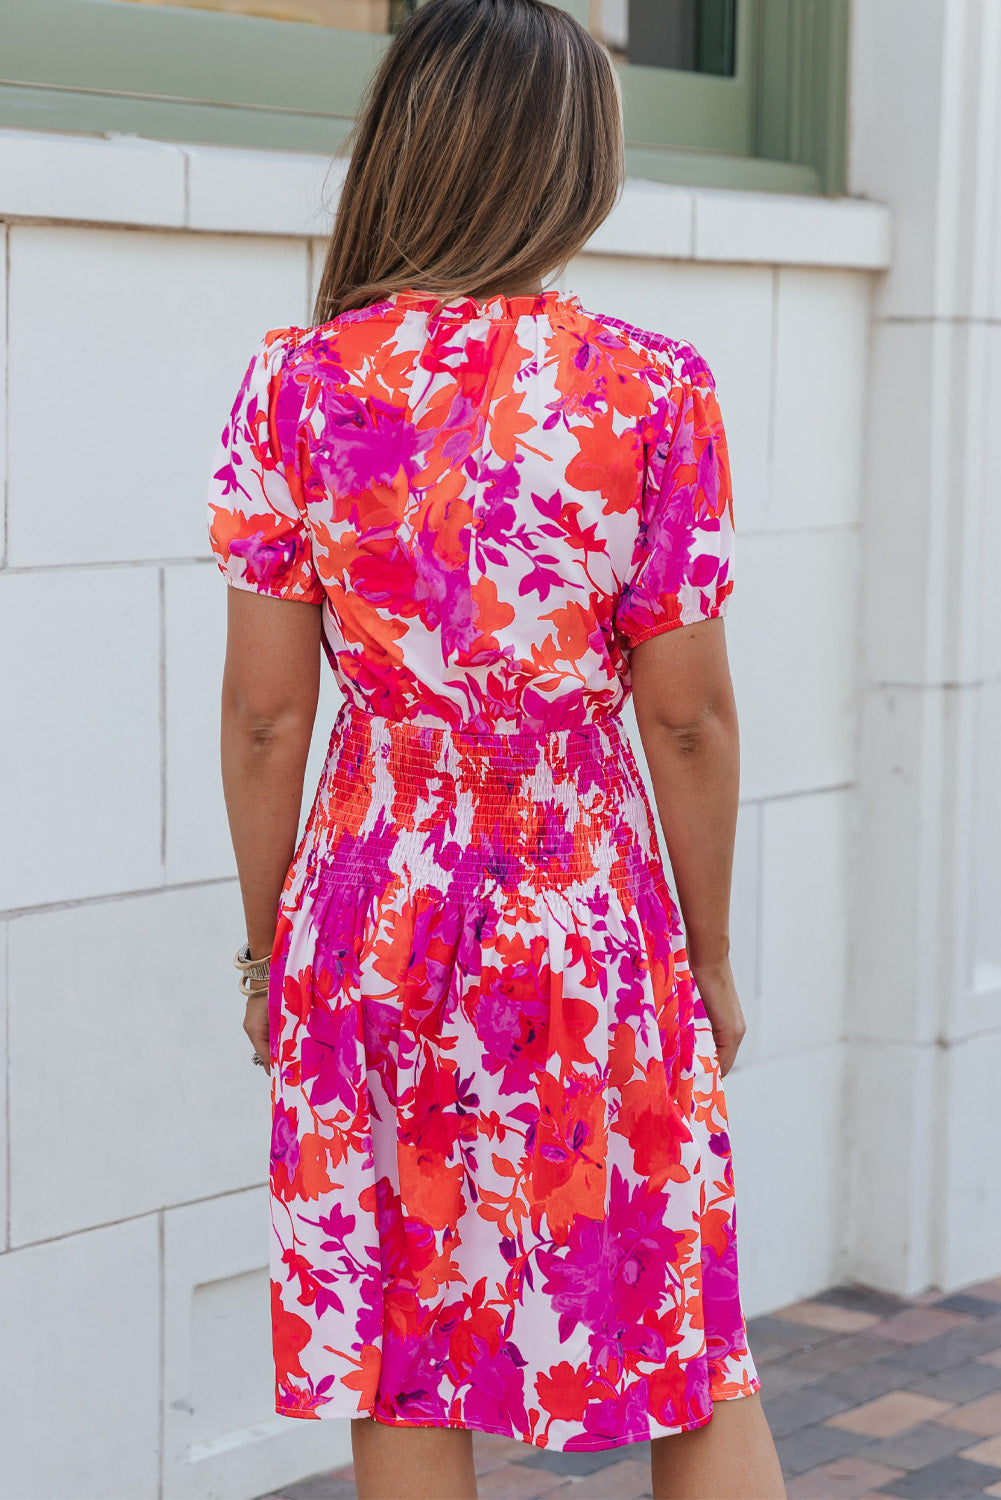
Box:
[614,342,734,648]
[207,331,324,603]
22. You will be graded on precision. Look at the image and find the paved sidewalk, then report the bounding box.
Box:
[259,1275,1001,1499]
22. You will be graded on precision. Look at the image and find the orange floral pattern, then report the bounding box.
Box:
[208,289,759,1450]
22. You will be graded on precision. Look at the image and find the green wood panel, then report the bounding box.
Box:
[625,143,819,195]
[549,0,590,23]
[755,0,847,193]
[810,0,848,194]
[618,0,756,154]
[0,83,356,154]
[0,0,386,114]
[756,0,795,162]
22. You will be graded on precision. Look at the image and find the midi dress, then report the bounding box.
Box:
[207,286,761,1451]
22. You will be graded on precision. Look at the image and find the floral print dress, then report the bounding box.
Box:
[207,287,761,1451]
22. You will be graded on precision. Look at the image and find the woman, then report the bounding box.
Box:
[208,2,785,1496]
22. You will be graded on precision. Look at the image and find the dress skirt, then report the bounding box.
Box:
[267,699,761,1450]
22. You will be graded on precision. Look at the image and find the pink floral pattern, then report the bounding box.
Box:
[208,288,759,1450]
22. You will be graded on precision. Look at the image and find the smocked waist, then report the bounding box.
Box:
[289,699,665,901]
[331,699,630,755]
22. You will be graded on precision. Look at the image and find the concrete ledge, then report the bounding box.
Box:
[587,177,694,261]
[693,186,894,270]
[0,127,893,271]
[186,143,343,237]
[0,129,186,228]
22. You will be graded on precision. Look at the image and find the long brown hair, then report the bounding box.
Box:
[312,0,624,324]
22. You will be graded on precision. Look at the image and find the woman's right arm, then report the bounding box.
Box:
[629,614,747,1076]
[221,587,322,1072]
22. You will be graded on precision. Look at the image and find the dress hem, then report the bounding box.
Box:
[274,1374,763,1452]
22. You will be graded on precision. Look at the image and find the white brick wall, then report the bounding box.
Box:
[0,567,162,909]
[725,1042,848,1314]
[0,130,904,1499]
[771,270,871,530]
[7,227,310,567]
[164,563,238,884]
[0,1218,161,1500]
[849,0,1001,1297]
[758,790,851,1057]
[973,680,1001,1002]
[728,530,859,799]
[941,1030,1001,1286]
[6,884,265,1243]
[0,921,8,1253]
[729,803,762,1061]
[162,1190,348,1498]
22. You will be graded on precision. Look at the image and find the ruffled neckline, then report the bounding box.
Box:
[391,287,582,319]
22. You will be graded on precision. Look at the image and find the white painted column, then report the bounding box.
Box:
[848,0,1001,1293]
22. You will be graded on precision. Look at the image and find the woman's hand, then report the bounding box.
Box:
[691,956,746,1077]
[243,990,271,1076]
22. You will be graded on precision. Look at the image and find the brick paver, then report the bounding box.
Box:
[764,1385,856,1438]
[827,1391,954,1437]
[256,1272,1001,1500]
[872,1454,1001,1497]
[268,1477,356,1500]
[853,1419,974,1470]
[934,1295,1001,1319]
[778,1423,872,1478]
[543,1458,651,1499]
[784,1455,906,1497]
[965,1280,1001,1304]
[815,1287,912,1319]
[774,1301,885,1335]
[876,1307,974,1344]
[771,1334,908,1384]
[907,1361,1001,1403]
[938,1390,1001,1435]
[750,1311,841,1362]
[818,1360,929,1405]
[473,1434,529,1475]
[473,1463,565,1499]
[959,1433,1001,1467]
[520,1442,649,1477]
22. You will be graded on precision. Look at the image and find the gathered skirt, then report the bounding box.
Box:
[267,699,760,1450]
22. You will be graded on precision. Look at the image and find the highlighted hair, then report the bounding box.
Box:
[313,0,624,322]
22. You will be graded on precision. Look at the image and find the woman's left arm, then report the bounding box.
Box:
[221,587,323,1071]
